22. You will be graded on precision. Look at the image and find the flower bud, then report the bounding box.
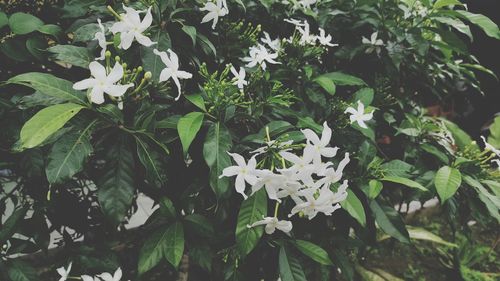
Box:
[144,71,152,80]
[105,50,112,58]
[115,56,121,62]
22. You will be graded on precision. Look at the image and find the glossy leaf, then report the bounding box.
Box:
[97,137,135,224]
[279,246,307,281]
[7,72,87,104]
[294,240,333,265]
[8,12,44,35]
[46,120,96,184]
[369,201,410,243]
[20,103,85,149]
[203,122,232,198]
[434,166,462,202]
[340,190,366,226]
[381,176,428,191]
[48,45,93,68]
[177,112,204,155]
[235,189,267,256]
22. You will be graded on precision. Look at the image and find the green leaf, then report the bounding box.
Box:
[196,33,216,57]
[421,143,449,163]
[279,246,307,281]
[294,240,333,265]
[455,10,500,40]
[434,166,462,202]
[177,112,204,155]
[8,12,44,35]
[353,88,374,106]
[321,72,366,86]
[185,93,206,111]
[38,24,63,38]
[141,30,172,82]
[159,197,176,219]
[369,200,410,243]
[182,25,197,46]
[340,190,366,226]
[20,103,85,149]
[433,17,472,40]
[139,225,169,274]
[97,137,135,224]
[235,189,268,256]
[442,119,474,150]
[7,72,87,104]
[163,222,185,268]
[407,226,457,247]
[25,37,47,61]
[0,207,28,245]
[203,122,233,198]
[184,214,215,238]
[381,176,428,191]
[433,0,463,9]
[0,12,7,29]
[487,116,500,147]
[7,260,38,281]
[135,136,163,184]
[48,45,93,68]
[367,180,383,199]
[46,120,96,184]
[313,76,336,95]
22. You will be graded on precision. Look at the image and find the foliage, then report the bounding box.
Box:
[0,0,499,280]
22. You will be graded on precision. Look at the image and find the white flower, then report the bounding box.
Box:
[220,153,259,199]
[261,32,281,51]
[81,276,100,281]
[230,66,248,90]
[279,150,315,186]
[73,61,133,105]
[317,28,338,47]
[297,21,316,45]
[301,122,339,166]
[289,186,341,219]
[110,5,155,50]
[95,19,107,60]
[251,170,284,202]
[298,0,317,9]
[57,262,72,281]
[362,31,384,46]
[200,0,228,29]
[313,153,350,189]
[99,268,122,281]
[284,18,306,27]
[242,44,280,71]
[153,49,193,101]
[480,136,500,157]
[344,101,374,129]
[248,216,293,234]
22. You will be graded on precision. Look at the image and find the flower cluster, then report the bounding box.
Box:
[285,18,338,47]
[481,136,500,171]
[201,0,229,29]
[57,263,124,281]
[73,5,192,105]
[221,122,351,233]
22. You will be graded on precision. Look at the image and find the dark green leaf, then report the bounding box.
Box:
[279,246,307,281]
[235,189,268,256]
[0,207,28,245]
[7,260,37,281]
[46,119,96,184]
[340,190,366,226]
[381,176,428,191]
[7,72,87,104]
[313,76,336,95]
[321,72,366,86]
[141,30,172,82]
[97,137,135,224]
[203,122,233,198]
[135,136,163,184]
[369,201,410,243]
[48,45,93,68]
[294,240,333,265]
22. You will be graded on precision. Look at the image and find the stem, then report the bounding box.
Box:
[107,5,123,20]
[265,126,271,142]
[274,201,280,217]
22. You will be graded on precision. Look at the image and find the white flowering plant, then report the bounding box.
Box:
[0,0,499,280]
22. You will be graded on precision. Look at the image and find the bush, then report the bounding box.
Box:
[0,0,499,280]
